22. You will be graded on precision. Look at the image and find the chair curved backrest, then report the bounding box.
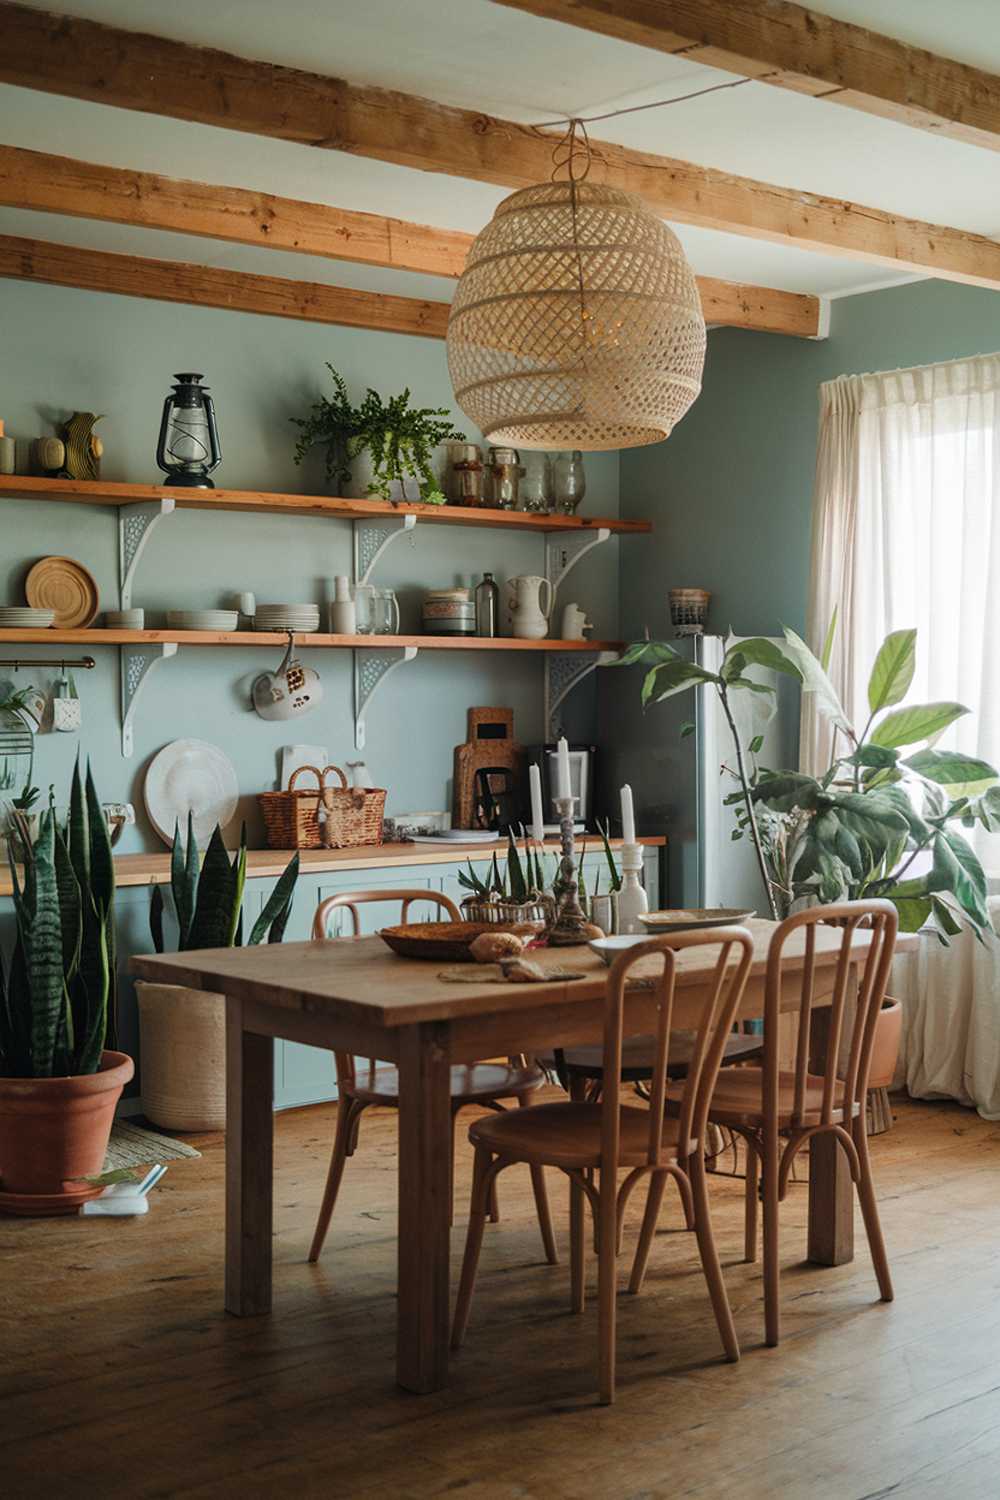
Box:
[311,888,462,1088]
[312,887,461,940]
[602,928,755,1177]
[763,899,898,1134]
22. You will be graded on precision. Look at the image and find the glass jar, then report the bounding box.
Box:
[446,441,485,505]
[520,452,552,513]
[553,450,586,514]
[487,446,523,509]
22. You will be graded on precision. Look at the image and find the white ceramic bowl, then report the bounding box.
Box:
[587,935,648,967]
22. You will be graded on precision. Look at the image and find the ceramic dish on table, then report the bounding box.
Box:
[0,607,55,627]
[639,908,756,933]
[144,737,239,847]
[24,556,99,628]
[587,935,648,967]
[166,610,239,631]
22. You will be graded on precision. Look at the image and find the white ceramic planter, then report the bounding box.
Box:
[136,981,226,1132]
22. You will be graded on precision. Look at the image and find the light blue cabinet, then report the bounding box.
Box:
[0,847,661,1114]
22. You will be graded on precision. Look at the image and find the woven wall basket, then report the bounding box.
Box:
[447,180,706,451]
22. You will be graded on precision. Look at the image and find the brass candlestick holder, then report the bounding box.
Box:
[546,795,592,946]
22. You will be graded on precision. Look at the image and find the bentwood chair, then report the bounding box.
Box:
[669,900,898,1347]
[307,889,555,1266]
[451,927,755,1404]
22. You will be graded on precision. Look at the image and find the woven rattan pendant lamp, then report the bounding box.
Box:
[447,121,706,452]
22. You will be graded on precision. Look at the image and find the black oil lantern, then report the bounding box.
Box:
[156,373,222,487]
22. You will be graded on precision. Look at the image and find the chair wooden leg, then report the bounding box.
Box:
[487,1173,500,1223]
[308,1095,357,1264]
[451,1146,494,1350]
[628,1169,666,1295]
[598,1171,619,1405]
[570,1171,586,1313]
[854,1121,894,1302]
[744,1136,760,1264]
[530,1166,558,1265]
[762,1137,781,1347]
[690,1152,740,1363]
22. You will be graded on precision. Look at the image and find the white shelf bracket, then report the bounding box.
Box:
[353,513,417,586]
[545,649,620,741]
[118,497,176,609]
[545,527,610,608]
[353,645,418,749]
[120,642,178,758]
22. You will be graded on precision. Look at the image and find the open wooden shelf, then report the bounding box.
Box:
[0,475,649,534]
[0,628,623,652]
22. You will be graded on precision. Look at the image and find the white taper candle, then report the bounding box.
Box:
[620,783,636,846]
[529,762,545,844]
[556,736,572,802]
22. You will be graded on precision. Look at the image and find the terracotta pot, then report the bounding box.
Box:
[136,982,226,1132]
[869,997,902,1090]
[0,1050,134,1206]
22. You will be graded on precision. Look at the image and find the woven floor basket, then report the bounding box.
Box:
[259,764,386,850]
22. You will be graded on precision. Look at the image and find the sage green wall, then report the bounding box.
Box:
[618,278,1000,641]
[0,280,620,849]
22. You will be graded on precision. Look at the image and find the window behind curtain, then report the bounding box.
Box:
[805,353,1000,867]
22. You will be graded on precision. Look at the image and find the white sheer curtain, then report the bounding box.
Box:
[804,351,1000,1117]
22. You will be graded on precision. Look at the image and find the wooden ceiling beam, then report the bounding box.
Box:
[494,0,1000,154]
[0,233,450,339]
[0,3,998,288]
[0,146,822,337]
[0,231,820,341]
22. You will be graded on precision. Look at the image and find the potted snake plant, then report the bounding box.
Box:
[135,819,298,1131]
[0,760,131,1213]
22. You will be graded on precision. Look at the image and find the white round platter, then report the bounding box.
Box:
[144,738,240,848]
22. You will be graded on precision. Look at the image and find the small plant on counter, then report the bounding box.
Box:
[149,815,299,952]
[291,362,463,503]
[598,820,623,893]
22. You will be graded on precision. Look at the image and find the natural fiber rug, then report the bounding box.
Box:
[103,1121,202,1172]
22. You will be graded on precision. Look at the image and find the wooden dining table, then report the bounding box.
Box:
[132,917,916,1394]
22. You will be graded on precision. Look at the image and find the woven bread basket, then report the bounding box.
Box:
[258,764,386,850]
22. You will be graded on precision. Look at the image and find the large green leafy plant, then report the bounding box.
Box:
[291,363,463,502]
[149,817,299,952]
[0,760,116,1078]
[617,625,999,942]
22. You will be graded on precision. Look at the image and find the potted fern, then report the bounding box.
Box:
[291,362,463,503]
[135,818,298,1132]
[0,760,131,1213]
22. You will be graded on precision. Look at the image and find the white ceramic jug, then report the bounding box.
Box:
[508,574,553,639]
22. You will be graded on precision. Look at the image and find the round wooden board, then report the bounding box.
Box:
[25,555,99,628]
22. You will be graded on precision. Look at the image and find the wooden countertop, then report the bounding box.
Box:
[0,835,665,897]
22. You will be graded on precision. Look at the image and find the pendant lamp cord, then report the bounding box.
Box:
[533,72,763,135]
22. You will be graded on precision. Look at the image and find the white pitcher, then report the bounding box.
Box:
[508,574,553,639]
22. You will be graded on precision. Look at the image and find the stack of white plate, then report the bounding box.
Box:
[166,610,240,631]
[254,603,321,633]
[0,607,56,627]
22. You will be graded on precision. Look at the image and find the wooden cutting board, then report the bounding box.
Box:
[452,706,523,831]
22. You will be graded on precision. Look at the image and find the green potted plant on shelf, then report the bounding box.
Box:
[291,362,463,503]
[135,819,298,1132]
[0,759,132,1213]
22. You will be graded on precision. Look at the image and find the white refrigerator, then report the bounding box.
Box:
[596,635,800,912]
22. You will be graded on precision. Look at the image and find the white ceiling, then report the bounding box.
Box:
[2,0,1000,304]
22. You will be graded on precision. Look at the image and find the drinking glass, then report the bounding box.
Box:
[354,584,376,635]
[374,588,400,634]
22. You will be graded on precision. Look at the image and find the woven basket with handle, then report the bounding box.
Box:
[258,764,386,850]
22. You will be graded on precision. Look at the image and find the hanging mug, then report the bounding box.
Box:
[52,670,82,733]
[251,636,323,721]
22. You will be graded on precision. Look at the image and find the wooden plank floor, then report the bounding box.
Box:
[1,1092,999,1499]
